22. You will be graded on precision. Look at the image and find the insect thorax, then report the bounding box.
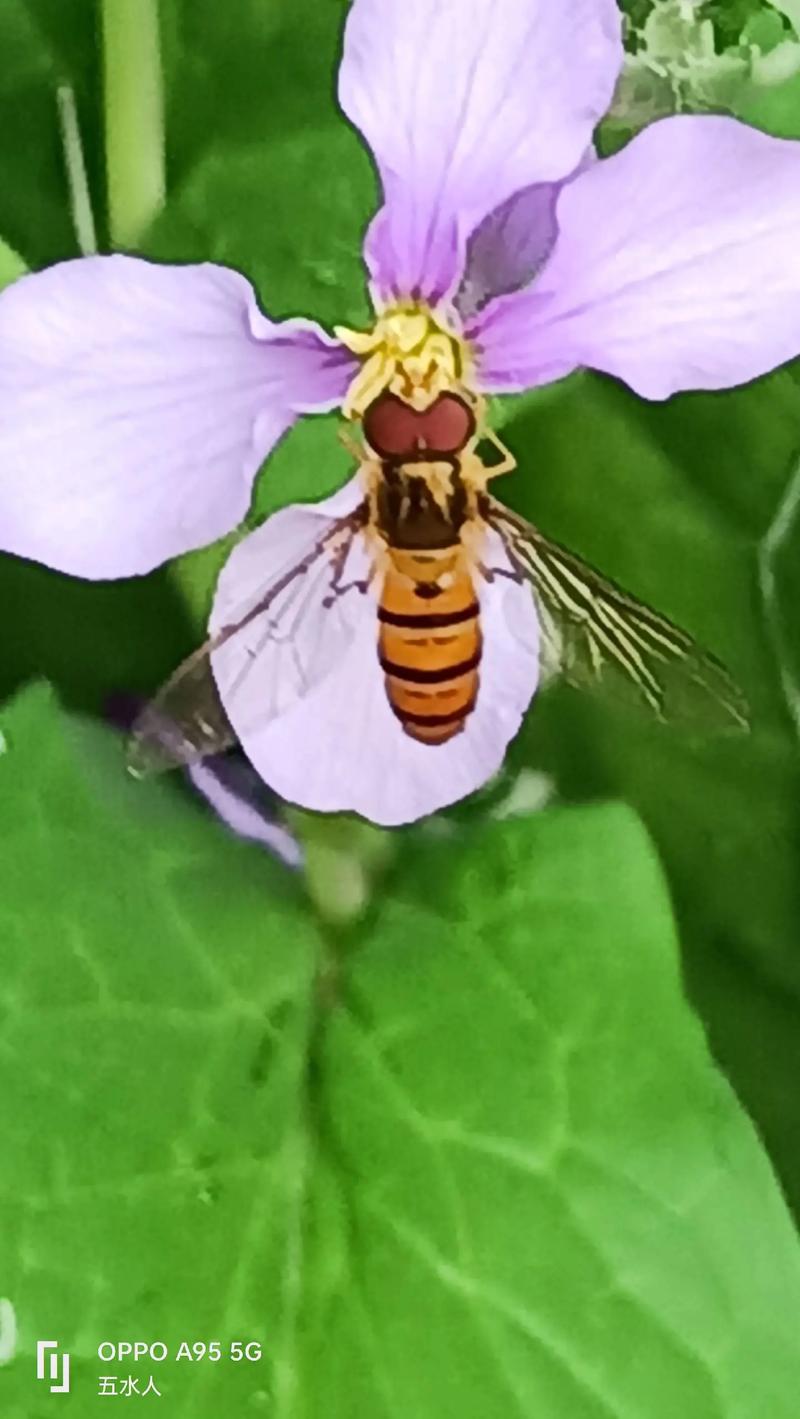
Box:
[373,458,473,552]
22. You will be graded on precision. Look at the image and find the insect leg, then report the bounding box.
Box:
[321,519,379,606]
[337,425,368,462]
[481,427,517,479]
[476,557,525,586]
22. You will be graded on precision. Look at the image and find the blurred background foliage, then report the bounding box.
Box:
[2,5,800,1409]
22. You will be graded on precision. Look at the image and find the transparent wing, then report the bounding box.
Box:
[127,500,373,776]
[484,497,749,731]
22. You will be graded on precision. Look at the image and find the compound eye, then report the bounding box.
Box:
[362,394,418,458]
[363,392,476,458]
[420,394,475,454]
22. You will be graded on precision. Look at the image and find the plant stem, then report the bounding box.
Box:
[101,0,166,248]
[286,809,397,925]
[57,85,98,255]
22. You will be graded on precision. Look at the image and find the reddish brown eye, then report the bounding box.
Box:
[419,394,475,454]
[363,393,476,458]
[363,394,419,457]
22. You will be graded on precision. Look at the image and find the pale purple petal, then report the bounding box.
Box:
[213,512,540,826]
[469,116,800,399]
[456,148,596,320]
[456,184,561,324]
[0,255,356,578]
[209,476,371,739]
[338,0,622,305]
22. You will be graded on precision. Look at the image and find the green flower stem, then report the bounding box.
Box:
[102,0,166,248]
[57,86,98,255]
[286,809,397,925]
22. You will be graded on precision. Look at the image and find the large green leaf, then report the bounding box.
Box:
[1,685,798,1416]
[145,124,375,332]
[498,368,800,1209]
[0,552,193,719]
[161,0,350,189]
[733,72,800,139]
[0,685,319,1415]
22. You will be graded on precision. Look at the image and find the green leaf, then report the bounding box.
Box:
[160,0,351,190]
[0,238,26,290]
[733,68,800,136]
[0,684,319,1414]
[742,8,790,53]
[497,368,800,1211]
[0,551,194,720]
[145,126,376,329]
[699,0,777,49]
[309,807,800,1418]
[1,685,799,1415]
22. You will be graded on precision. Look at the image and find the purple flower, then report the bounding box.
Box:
[2,0,799,824]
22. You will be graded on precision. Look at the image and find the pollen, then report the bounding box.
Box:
[336,303,473,419]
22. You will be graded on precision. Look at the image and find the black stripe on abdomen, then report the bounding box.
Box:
[379,650,482,684]
[377,602,479,630]
[398,695,479,729]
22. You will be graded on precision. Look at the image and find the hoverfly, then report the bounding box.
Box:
[128,388,748,814]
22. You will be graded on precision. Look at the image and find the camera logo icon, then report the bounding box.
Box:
[36,1340,71,1394]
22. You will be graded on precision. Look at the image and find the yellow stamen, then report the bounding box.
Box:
[336,303,473,419]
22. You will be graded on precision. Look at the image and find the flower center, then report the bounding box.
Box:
[335,304,473,420]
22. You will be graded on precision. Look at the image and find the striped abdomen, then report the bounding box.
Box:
[378,549,482,745]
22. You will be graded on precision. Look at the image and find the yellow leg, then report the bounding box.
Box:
[461,438,517,497]
[458,391,517,479]
[337,425,368,464]
[482,425,517,478]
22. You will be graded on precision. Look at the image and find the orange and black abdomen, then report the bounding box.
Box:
[378,557,482,745]
[364,389,483,743]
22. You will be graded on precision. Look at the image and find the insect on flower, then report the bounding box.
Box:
[4,0,800,825]
[126,369,747,804]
